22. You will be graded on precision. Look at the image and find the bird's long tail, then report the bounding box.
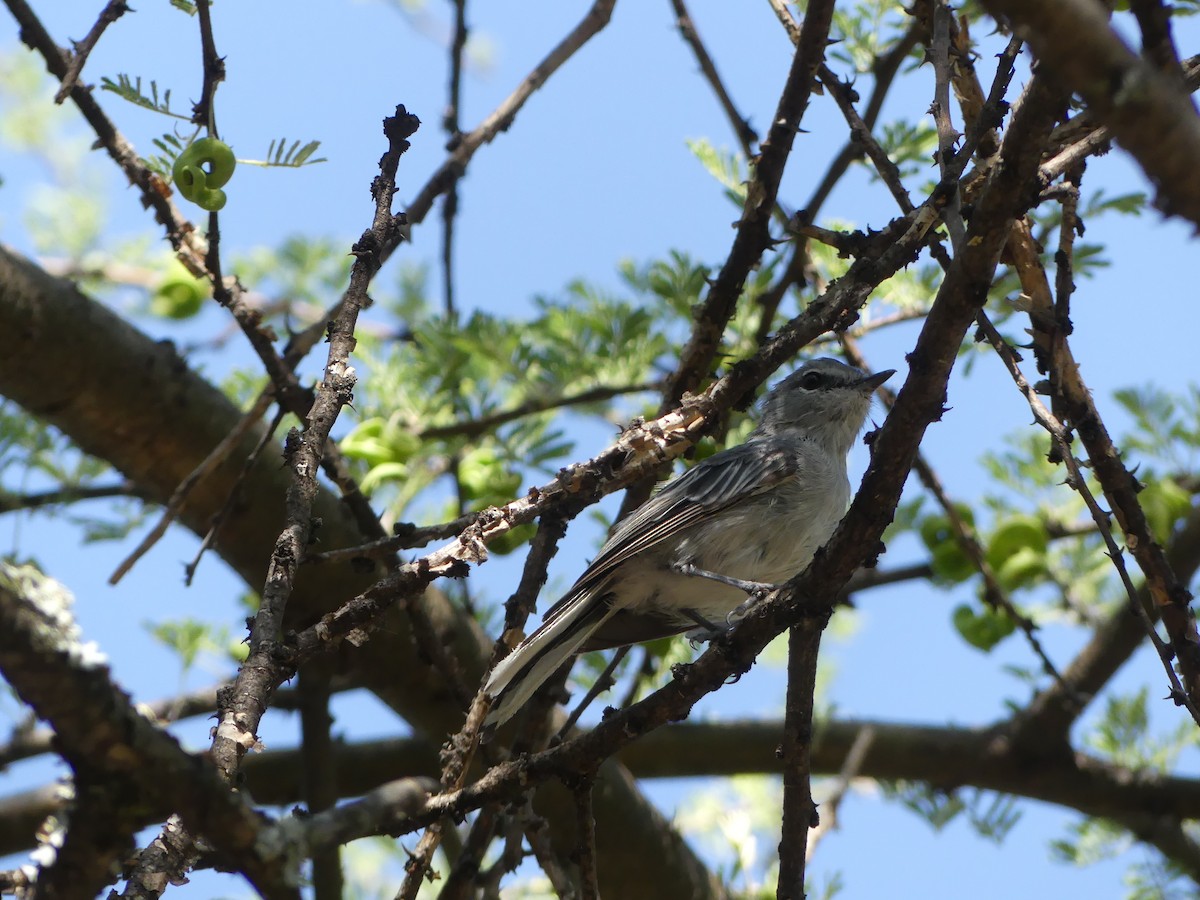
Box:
[483,588,613,730]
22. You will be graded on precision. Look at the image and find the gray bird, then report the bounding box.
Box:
[482,357,893,729]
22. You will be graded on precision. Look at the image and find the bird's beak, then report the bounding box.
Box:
[857,369,895,392]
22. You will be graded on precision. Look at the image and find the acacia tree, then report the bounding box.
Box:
[1,0,1199,897]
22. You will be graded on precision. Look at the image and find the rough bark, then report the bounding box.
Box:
[0,243,723,899]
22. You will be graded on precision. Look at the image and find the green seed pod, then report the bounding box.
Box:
[173,137,237,211]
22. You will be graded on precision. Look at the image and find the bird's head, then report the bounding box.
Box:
[756,357,894,454]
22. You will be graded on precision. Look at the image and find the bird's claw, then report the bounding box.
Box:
[724,584,780,626]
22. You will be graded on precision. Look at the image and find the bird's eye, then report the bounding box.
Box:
[801,370,824,390]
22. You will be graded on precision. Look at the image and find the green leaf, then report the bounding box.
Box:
[1138,477,1192,544]
[917,504,979,584]
[150,260,209,319]
[883,781,965,831]
[930,540,975,584]
[458,445,521,504]
[99,74,189,120]
[952,603,1016,651]
[239,138,328,168]
[143,131,192,179]
[686,137,748,207]
[145,618,222,672]
[985,514,1049,590]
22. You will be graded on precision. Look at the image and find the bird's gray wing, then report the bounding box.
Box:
[538,437,802,627]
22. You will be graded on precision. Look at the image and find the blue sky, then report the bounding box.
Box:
[2,1,1198,897]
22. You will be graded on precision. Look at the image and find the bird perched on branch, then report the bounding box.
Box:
[482,357,893,730]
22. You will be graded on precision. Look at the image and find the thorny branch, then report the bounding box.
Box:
[777,621,824,900]
[980,0,1200,224]
[2,0,1200,897]
[118,107,423,894]
[212,104,419,780]
[283,201,939,669]
[0,566,299,898]
[840,338,1075,700]
[52,0,129,103]
[978,315,1200,729]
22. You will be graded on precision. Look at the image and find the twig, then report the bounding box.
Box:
[52,0,130,103]
[656,0,836,414]
[0,480,147,514]
[395,695,491,900]
[396,0,617,257]
[192,0,225,132]
[824,52,1070,698]
[764,0,799,42]
[554,647,630,742]
[761,11,921,346]
[776,621,823,900]
[441,0,468,319]
[185,405,287,585]
[419,381,662,441]
[842,335,1075,701]
[3,0,209,261]
[929,0,966,250]
[400,503,566,900]
[573,776,600,900]
[305,512,479,564]
[438,804,501,899]
[478,811,526,895]
[299,663,343,900]
[1052,163,1083,329]
[499,510,575,638]
[669,0,758,157]
[211,104,419,779]
[816,64,915,214]
[1000,126,1200,720]
[801,18,923,219]
[437,0,467,321]
[977,314,1200,729]
[519,802,579,900]
[805,725,874,861]
[979,0,1200,225]
[615,646,655,716]
[110,389,275,585]
[818,32,1073,699]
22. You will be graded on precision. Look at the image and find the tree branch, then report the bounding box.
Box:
[0,564,297,898]
[0,243,725,900]
[777,621,823,900]
[51,0,130,103]
[979,0,1200,224]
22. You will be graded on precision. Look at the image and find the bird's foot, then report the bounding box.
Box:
[674,561,771,594]
[682,607,725,646]
[673,561,781,627]
[725,585,779,626]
